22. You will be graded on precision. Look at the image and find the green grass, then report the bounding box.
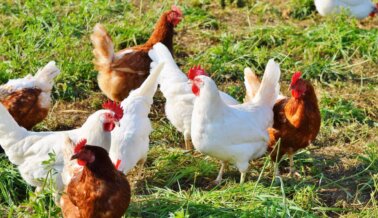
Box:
[0,0,378,217]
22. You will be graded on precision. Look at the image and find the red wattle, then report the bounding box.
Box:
[103,122,115,132]
[77,160,86,166]
[115,159,121,170]
[192,84,200,96]
[291,90,301,99]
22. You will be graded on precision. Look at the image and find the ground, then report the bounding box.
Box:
[0,0,377,217]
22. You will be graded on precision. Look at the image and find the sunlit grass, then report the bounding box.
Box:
[0,0,377,217]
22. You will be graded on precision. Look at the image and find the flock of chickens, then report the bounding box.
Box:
[0,1,376,217]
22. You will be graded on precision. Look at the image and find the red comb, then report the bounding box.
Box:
[369,3,378,17]
[114,159,121,170]
[102,101,123,120]
[291,72,302,85]
[171,5,182,16]
[74,139,87,154]
[187,65,208,80]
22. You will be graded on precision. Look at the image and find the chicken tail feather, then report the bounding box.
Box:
[34,61,61,91]
[243,67,261,102]
[252,59,280,107]
[91,23,114,72]
[132,62,165,98]
[0,104,28,149]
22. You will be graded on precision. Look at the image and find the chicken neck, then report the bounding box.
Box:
[145,12,175,52]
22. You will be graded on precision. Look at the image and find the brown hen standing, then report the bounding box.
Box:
[244,71,321,176]
[91,5,183,102]
[61,142,130,218]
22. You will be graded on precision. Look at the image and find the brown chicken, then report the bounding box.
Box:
[61,142,131,218]
[0,61,60,130]
[91,5,183,102]
[245,71,321,176]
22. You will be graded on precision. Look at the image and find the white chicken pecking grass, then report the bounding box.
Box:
[190,59,281,184]
[109,62,164,177]
[148,43,239,150]
[314,0,378,19]
[0,100,123,192]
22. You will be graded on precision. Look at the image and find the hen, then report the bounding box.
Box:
[0,61,60,130]
[190,59,281,184]
[0,101,123,192]
[244,71,321,176]
[268,72,321,176]
[91,6,183,102]
[61,142,130,218]
[314,0,378,19]
[109,63,164,176]
[148,43,238,150]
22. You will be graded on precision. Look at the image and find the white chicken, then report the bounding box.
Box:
[314,0,378,19]
[190,59,281,184]
[148,43,238,150]
[0,100,123,192]
[0,61,60,130]
[109,63,164,175]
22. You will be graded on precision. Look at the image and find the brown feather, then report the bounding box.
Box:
[60,191,81,218]
[268,80,321,161]
[64,146,131,218]
[93,10,177,102]
[0,88,49,130]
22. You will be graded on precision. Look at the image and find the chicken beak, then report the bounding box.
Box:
[114,120,120,127]
[187,80,193,84]
[71,153,79,160]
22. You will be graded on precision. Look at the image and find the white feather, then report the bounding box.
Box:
[0,102,115,192]
[109,63,164,173]
[314,0,376,19]
[191,59,281,178]
[148,43,239,144]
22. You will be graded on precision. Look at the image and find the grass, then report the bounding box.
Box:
[0,0,377,217]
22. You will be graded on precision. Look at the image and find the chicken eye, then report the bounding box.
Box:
[100,113,112,123]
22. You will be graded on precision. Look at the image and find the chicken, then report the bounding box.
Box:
[268,72,321,176]
[61,137,86,188]
[148,43,238,150]
[109,63,164,176]
[61,143,130,218]
[244,71,321,176]
[91,5,183,102]
[314,0,378,19]
[0,61,60,130]
[0,100,123,192]
[190,59,281,184]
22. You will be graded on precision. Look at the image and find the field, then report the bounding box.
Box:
[0,0,377,217]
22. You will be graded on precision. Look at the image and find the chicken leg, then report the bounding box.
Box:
[214,161,226,184]
[274,162,280,177]
[240,172,246,184]
[184,138,193,150]
[136,160,146,181]
[184,132,193,150]
[288,150,301,178]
